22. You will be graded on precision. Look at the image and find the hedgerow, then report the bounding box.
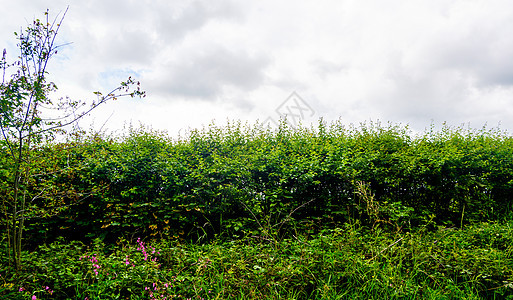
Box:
[2,120,512,245]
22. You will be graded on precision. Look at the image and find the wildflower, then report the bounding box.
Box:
[44,286,54,295]
[19,287,25,292]
[32,296,37,300]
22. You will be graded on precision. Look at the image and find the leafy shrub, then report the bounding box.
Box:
[3,121,513,243]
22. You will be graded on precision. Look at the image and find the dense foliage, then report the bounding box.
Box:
[2,8,512,299]
[1,121,512,245]
[1,120,513,298]
[0,8,145,270]
[2,220,513,299]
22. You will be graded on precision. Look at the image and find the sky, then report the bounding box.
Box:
[2,0,513,137]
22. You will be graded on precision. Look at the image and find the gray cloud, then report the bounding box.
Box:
[98,29,157,66]
[60,0,245,67]
[432,42,513,88]
[416,12,513,88]
[373,60,511,132]
[151,0,244,43]
[5,0,513,135]
[149,46,271,99]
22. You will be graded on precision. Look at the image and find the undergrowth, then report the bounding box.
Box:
[2,220,513,299]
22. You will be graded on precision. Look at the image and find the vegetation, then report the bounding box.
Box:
[1,120,513,299]
[0,9,144,270]
[2,7,513,300]
[1,219,512,300]
[8,120,511,245]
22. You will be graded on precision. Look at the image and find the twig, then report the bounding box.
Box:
[250,235,273,243]
[293,234,312,247]
[273,198,315,231]
[239,201,265,232]
[486,281,513,291]
[367,237,403,262]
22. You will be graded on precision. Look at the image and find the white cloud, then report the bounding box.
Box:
[2,0,513,135]
[146,45,271,99]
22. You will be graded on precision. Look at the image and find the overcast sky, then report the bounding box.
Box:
[2,0,513,136]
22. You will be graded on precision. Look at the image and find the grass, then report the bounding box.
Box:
[2,220,513,299]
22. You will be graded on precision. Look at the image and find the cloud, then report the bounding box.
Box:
[413,14,513,88]
[4,0,513,135]
[313,0,513,132]
[152,0,244,43]
[98,29,157,66]
[147,45,271,99]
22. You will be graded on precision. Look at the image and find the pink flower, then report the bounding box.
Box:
[44,286,54,295]
[32,296,37,300]
[19,287,25,292]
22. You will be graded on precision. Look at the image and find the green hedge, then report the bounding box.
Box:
[2,121,513,244]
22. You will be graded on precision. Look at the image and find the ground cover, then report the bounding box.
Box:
[2,220,512,299]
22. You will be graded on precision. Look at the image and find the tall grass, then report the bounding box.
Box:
[2,220,512,299]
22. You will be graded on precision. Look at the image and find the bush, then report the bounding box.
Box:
[3,121,513,243]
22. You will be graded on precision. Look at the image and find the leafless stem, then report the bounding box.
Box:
[367,237,403,262]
